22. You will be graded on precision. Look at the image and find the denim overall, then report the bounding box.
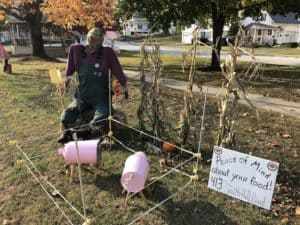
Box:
[61,53,109,127]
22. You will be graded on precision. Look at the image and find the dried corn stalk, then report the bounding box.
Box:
[137,41,147,131]
[177,28,200,146]
[137,38,168,139]
[216,27,259,147]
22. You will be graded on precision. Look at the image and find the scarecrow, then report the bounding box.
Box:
[58,28,128,144]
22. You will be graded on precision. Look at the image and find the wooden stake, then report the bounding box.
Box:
[69,164,75,183]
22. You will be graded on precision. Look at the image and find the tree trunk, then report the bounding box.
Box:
[211,1,226,70]
[27,10,47,58]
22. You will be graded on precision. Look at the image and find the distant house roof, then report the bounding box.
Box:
[6,15,27,24]
[132,12,144,19]
[128,12,148,22]
[6,14,48,24]
[244,23,278,30]
[270,12,300,24]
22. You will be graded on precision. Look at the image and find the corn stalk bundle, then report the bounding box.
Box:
[217,27,259,147]
[137,38,168,139]
[177,28,201,146]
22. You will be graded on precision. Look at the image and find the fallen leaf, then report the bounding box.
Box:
[280,216,289,224]
[255,129,268,134]
[16,160,24,166]
[48,120,55,125]
[82,219,92,225]
[296,206,300,216]
[51,190,61,198]
[267,141,280,148]
[244,128,253,132]
[9,140,18,146]
[41,176,49,182]
[282,133,292,138]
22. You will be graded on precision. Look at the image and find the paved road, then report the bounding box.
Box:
[124,69,300,119]
[116,41,300,67]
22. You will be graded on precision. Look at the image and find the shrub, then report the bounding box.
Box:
[285,42,298,48]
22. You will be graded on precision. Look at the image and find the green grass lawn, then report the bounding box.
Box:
[132,35,182,45]
[119,50,300,102]
[0,58,299,225]
[164,45,300,56]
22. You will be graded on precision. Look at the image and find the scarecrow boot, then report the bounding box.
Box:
[57,122,72,144]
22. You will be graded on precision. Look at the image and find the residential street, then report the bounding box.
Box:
[116,41,300,67]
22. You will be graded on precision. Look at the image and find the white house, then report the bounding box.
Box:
[242,12,300,45]
[182,12,300,46]
[181,24,229,44]
[122,12,150,36]
[122,12,177,36]
[5,16,31,46]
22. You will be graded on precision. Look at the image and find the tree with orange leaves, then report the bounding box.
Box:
[42,0,116,30]
[0,0,117,58]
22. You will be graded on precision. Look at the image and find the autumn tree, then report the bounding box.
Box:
[0,0,116,58]
[42,0,116,30]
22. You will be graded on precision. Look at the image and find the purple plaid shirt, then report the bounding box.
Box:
[65,44,127,85]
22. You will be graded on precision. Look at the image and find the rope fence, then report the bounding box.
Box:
[3,51,213,224]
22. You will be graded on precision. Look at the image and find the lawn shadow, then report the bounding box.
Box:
[147,181,238,225]
[94,173,124,198]
[164,198,238,225]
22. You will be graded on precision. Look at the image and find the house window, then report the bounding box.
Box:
[267,30,272,35]
[130,23,133,28]
[257,30,262,35]
[138,24,142,30]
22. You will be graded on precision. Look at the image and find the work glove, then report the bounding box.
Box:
[121,84,129,100]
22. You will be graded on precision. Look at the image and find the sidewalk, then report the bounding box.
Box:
[124,70,300,119]
[117,41,300,67]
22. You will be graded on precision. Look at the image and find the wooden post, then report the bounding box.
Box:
[69,164,75,183]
